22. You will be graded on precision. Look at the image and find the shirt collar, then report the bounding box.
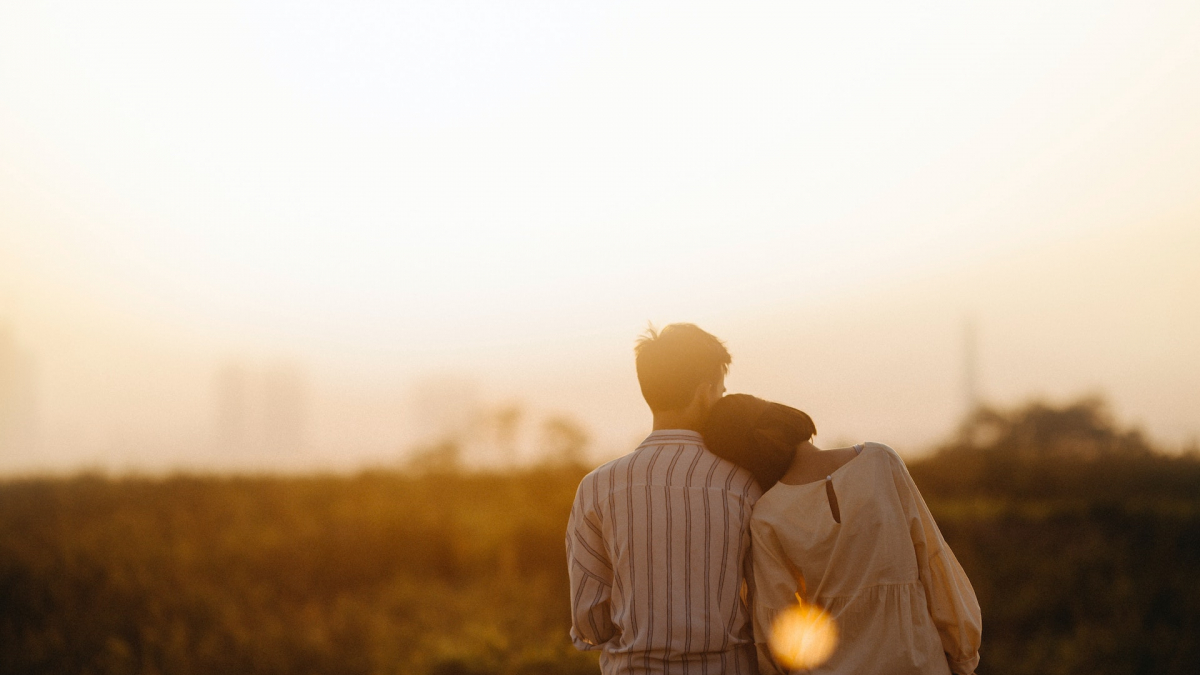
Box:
[641,429,705,445]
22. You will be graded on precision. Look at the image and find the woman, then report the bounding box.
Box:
[702,394,981,675]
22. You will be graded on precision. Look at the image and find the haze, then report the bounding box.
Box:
[1,1,1197,473]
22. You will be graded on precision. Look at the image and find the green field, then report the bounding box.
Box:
[2,399,1198,675]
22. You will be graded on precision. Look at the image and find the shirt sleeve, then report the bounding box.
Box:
[891,450,983,675]
[566,473,617,651]
[749,518,799,675]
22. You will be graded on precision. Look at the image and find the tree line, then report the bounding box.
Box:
[0,397,1196,674]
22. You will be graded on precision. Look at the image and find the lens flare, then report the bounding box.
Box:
[768,600,839,670]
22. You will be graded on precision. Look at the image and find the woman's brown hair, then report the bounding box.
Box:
[701,394,817,491]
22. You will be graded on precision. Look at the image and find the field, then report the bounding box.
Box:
[2,399,1198,675]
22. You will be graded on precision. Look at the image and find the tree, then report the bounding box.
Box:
[540,416,588,467]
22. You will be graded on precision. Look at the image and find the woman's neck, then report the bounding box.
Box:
[779,440,858,485]
[792,440,821,463]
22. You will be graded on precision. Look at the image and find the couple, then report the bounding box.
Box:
[566,324,981,675]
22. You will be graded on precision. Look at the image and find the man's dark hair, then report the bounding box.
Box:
[702,394,817,491]
[634,323,731,412]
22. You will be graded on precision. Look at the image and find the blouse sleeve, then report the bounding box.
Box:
[749,517,800,675]
[891,450,983,675]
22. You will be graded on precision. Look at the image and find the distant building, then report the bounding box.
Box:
[962,317,982,414]
[214,362,250,454]
[0,323,37,455]
[261,365,306,457]
[212,361,307,462]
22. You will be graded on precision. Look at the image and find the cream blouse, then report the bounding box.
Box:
[750,442,981,675]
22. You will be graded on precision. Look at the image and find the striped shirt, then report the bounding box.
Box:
[567,429,763,675]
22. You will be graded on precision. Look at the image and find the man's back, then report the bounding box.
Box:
[567,429,763,675]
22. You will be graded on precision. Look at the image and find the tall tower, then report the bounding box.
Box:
[962,316,980,414]
[213,360,308,463]
[214,362,249,455]
[0,323,37,454]
[261,364,306,457]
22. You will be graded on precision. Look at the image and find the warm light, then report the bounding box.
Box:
[768,599,839,671]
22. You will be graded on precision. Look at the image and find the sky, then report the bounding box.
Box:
[1,1,1198,473]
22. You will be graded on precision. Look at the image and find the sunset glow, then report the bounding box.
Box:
[1,1,1198,472]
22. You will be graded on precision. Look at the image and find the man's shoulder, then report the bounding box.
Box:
[576,441,757,495]
[581,449,637,481]
[574,446,647,493]
[573,452,631,503]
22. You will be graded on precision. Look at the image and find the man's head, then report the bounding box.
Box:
[634,323,731,426]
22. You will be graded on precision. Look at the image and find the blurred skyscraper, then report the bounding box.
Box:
[214,362,250,454]
[0,323,37,455]
[261,365,306,457]
[213,361,307,464]
[963,317,981,414]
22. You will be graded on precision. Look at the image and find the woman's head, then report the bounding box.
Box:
[702,394,817,491]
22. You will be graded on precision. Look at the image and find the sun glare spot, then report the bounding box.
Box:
[768,598,839,671]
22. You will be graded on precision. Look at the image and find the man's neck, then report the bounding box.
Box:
[651,410,701,431]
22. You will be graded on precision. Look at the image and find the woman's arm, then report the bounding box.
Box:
[890,449,983,675]
[750,518,803,675]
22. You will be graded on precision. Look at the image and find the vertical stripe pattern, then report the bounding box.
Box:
[567,430,762,675]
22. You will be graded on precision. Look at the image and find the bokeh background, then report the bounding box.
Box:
[1,2,1198,674]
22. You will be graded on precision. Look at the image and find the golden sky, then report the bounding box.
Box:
[1,1,1198,472]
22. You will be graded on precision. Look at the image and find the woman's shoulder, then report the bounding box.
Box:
[851,443,921,490]
[860,441,905,467]
[856,442,924,500]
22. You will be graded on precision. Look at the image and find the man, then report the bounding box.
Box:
[566,323,762,675]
